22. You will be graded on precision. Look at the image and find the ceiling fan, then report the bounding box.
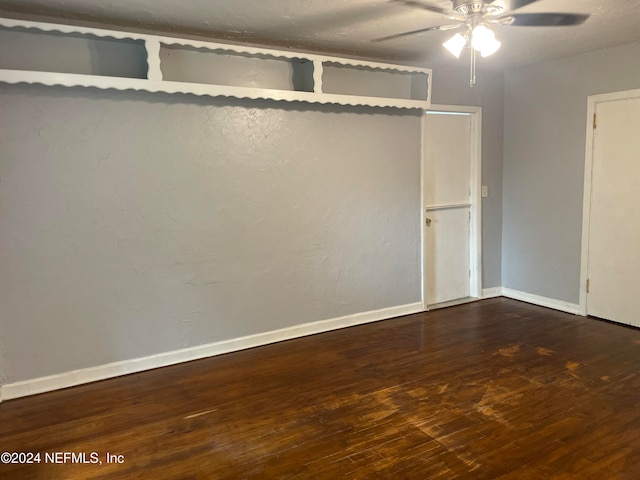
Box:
[376,0,589,86]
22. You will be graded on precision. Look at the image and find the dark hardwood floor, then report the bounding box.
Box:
[2,298,640,479]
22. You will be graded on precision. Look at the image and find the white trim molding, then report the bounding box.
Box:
[482,287,502,299]
[0,302,424,401]
[501,288,580,315]
[0,17,432,110]
[482,287,580,313]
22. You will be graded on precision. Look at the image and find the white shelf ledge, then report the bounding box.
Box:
[0,17,432,110]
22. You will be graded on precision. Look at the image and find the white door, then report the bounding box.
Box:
[586,94,640,326]
[423,109,480,307]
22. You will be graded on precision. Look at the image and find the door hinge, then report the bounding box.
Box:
[593,113,597,129]
[586,278,590,293]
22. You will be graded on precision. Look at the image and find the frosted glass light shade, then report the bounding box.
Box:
[443,33,467,58]
[471,25,501,57]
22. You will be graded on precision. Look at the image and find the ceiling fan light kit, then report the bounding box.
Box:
[443,24,502,58]
[382,0,590,87]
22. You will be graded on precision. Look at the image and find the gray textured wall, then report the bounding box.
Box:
[0,44,507,386]
[0,85,422,384]
[431,65,505,290]
[502,41,640,303]
[0,27,147,78]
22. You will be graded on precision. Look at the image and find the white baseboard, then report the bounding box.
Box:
[481,286,580,315]
[501,288,580,315]
[0,302,424,401]
[482,287,502,299]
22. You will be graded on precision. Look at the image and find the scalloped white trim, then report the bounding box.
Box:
[0,17,430,73]
[0,17,432,109]
[144,39,162,81]
[0,70,429,109]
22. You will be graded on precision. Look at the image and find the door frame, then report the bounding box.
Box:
[578,88,640,316]
[421,104,483,310]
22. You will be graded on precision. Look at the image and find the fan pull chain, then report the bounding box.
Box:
[470,45,477,87]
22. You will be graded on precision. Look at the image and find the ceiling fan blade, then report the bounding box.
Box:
[391,0,451,15]
[502,12,590,26]
[374,24,460,42]
[490,0,541,12]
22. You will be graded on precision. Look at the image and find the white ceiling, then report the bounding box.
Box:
[1,0,639,69]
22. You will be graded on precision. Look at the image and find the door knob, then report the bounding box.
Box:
[426,217,432,226]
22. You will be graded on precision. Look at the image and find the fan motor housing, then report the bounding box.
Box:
[452,0,504,15]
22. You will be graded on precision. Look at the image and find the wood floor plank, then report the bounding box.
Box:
[2,298,640,478]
